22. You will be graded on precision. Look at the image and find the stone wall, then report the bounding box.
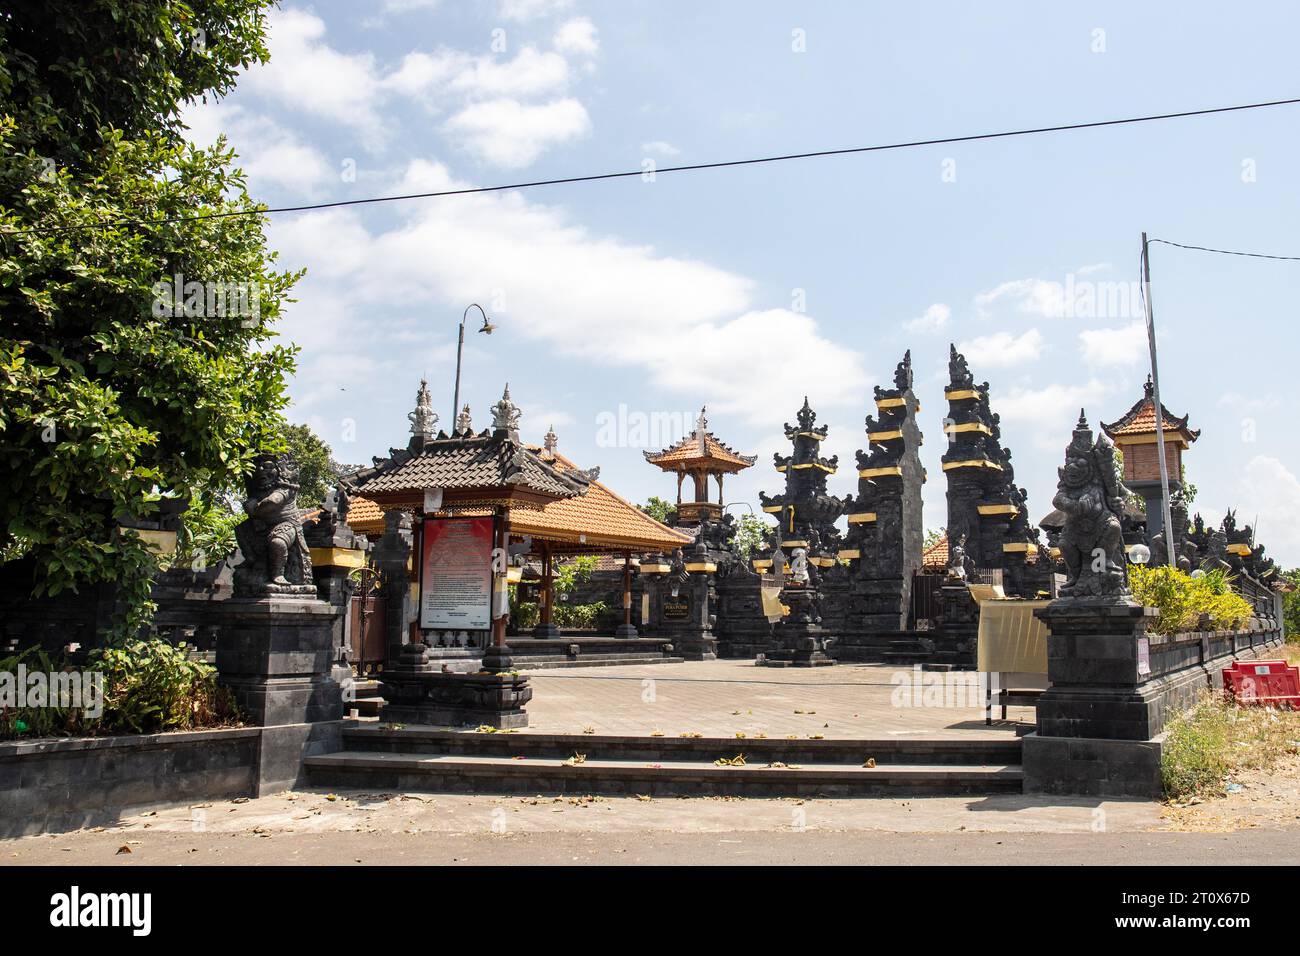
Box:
[0,727,261,836]
[0,722,346,836]
[1023,620,1284,798]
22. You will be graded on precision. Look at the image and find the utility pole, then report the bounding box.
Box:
[1140,232,1177,568]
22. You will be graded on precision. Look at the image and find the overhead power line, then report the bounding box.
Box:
[1148,238,1300,261]
[6,95,1300,237]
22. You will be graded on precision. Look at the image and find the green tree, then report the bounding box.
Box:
[923,527,946,550]
[1282,570,1300,642]
[731,513,769,558]
[282,423,334,510]
[639,495,674,524]
[0,2,295,634]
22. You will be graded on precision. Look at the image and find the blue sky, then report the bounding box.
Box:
[184,0,1300,563]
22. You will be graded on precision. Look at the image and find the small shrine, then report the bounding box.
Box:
[757,398,845,666]
[643,407,756,526]
[758,397,845,562]
[1101,376,1199,540]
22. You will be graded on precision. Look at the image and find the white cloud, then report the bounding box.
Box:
[269,159,868,426]
[975,272,1143,323]
[500,0,574,21]
[905,303,950,333]
[1236,456,1300,566]
[955,328,1044,368]
[1218,391,1281,412]
[641,140,680,157]
[387,46,571,102]
[181,101,334,197]
[995,379,1110,431]
[975,278,1066,319]
[1076,262,1111,275]
[554,17,599,56]
[242,9,388,141]
[443,97,591,167]
[1078,321,1148,366]
[232,10,592,167]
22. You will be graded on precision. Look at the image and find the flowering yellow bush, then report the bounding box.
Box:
[1129,565,1255,635]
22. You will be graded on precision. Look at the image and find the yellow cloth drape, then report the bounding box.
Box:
[976,599,1050,674]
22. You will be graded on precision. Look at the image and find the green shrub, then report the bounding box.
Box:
[554,601,607,629]
[0,637,239,740]
[93,639,238,734]
[1130,565,1255,635]
[0,646,97,739]
[514,601,540,631]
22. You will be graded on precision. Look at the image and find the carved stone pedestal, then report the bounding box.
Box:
[215,595,346,794]
[1033,599,1160,740]
[215,596,344,727]
[382,670,533,729]
[762,588,835,667]
[1022,599,1164,798]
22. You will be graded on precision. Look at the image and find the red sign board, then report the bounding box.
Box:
[419,517,494,631]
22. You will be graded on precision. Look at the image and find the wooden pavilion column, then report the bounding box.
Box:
[614,549,638,638]
[533,540,560,638]
[482,506,514,673]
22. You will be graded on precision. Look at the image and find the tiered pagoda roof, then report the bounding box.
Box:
[643,408,757,473]
[1101,377,1200,447]
[352,383,589,511]
[337,403,691,554]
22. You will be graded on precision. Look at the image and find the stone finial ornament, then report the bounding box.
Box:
[894,349,913,390]
[233,452,316,596]
[1052,410,1130,599]
[455,404,473,433]
[490,383,521,439]
[543,424,558,458]
[948,344,974,389]
[409,378,438,439]
[695,406,709,455]
[795,396,817,431]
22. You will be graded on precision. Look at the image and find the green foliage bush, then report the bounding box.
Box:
[0,637,239,740]
[93,638,238,734]
[1129,565,1255,635]
[554,601,607,629]
[514,601,540,631]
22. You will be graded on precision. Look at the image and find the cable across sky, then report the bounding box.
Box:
[7,95,1300,237]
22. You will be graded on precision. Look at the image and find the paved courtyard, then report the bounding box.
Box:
[514,660,1033,740]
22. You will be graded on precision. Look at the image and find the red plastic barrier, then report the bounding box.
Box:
[1223,659,1300,709]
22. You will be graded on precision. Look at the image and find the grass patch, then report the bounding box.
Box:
[1162,691,1300,801]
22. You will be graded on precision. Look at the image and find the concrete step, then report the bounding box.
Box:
[336,726,1022,767]
[513,655,686,670]
[348,697,386,717]
[304,750,1023,797]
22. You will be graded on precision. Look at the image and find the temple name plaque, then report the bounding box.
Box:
[420,516,494,630]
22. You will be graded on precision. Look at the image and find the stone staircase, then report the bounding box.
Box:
[305,726,1023,797]
[344,678,385,719]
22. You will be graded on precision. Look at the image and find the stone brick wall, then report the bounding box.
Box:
[0,727,261,836]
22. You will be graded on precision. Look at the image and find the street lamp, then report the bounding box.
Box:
[452,303,495,424]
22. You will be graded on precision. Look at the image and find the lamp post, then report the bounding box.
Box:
[452,303,496,424]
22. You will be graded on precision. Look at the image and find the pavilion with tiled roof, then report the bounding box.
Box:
[643,406,756,525]
[347,383,691,643]
[1101,376,1199,540]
